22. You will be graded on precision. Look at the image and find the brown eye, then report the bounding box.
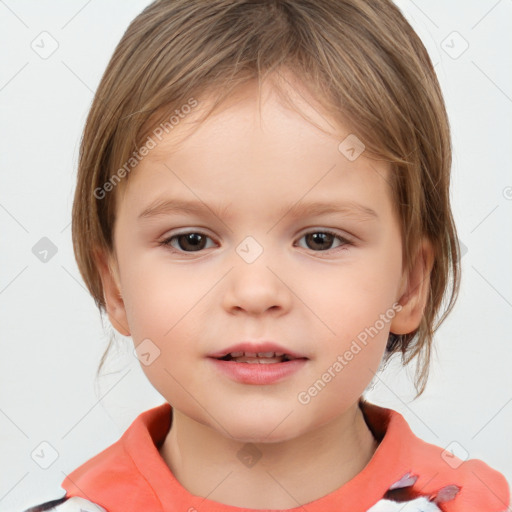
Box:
[162,232,214,252]
[297,231,350,252]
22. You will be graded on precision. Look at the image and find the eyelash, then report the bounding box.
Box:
[158,229,354,256]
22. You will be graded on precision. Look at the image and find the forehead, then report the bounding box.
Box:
[141,72,346,159]
[116,75,393,222]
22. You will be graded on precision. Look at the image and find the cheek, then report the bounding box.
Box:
[117,253,183,340]
[320,249,401,325]
[119,255,214,365]
[118,260,207,401]
[310,247,402,373]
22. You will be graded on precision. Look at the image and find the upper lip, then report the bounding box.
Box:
[208,341,308,359]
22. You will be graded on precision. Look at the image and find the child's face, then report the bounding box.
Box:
[102,77,418,443]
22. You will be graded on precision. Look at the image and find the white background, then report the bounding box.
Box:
[0,1,511,510]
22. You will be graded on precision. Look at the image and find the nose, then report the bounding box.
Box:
[221,248,293,316]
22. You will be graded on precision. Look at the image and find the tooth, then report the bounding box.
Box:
[275,352,285,357]
[257,352,275,357]
[244,352,257,357]
[230,351,244,357]
[233,356,283,364]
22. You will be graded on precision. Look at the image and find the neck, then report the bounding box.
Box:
[159,400,379,509]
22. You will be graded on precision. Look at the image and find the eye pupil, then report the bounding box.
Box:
[178,233,205,251]
[306,232,334,251]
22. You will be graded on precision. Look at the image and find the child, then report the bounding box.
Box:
[22,0,509,511]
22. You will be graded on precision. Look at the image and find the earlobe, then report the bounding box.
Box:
[390,238,434,335]
[94,247,131,337]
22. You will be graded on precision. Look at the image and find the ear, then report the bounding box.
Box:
[390,238,434,335]
[94,247,131,337]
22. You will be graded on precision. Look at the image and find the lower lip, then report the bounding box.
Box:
[208,357,308,385]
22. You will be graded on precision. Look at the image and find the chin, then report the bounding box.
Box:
[219,412,309,445]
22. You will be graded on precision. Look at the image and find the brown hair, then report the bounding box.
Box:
[72,0,460,398]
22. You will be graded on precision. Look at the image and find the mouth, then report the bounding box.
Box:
[214,351,303,364]
[208,342,309,364]
[207,345,309,385]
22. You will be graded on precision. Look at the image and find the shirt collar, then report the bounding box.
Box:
[62,399,415,511]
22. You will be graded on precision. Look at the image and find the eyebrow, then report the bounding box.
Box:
[137,198,379,222]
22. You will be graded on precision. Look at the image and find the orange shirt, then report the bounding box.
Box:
[54,400,509,512]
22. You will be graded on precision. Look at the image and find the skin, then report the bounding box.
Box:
[97,73,433,509]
